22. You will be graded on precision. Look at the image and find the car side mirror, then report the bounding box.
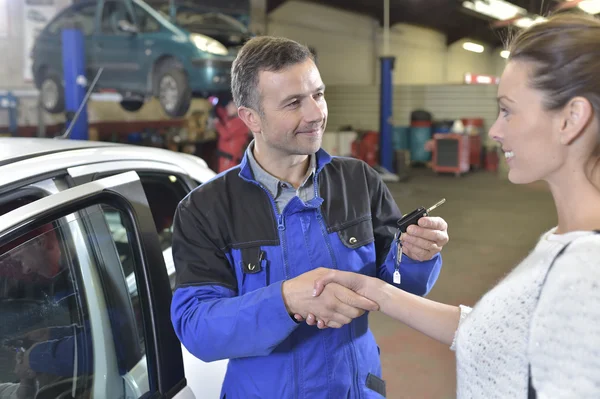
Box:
[118,20,138,34]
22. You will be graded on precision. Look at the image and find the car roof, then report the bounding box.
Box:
[0,137,120,166]
[0,137,215,189]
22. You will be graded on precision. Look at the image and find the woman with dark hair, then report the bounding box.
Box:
[306,12,600,398]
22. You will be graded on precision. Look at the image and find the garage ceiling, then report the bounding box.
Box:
[267,0,568,46]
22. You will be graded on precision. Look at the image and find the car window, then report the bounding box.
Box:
[92,205,150,398]
[47,4,96,36]
[101,173,189,292]
[0,214,93,399]
[0,201,152,399]
[133,4,161,33]
[101,0,134,34]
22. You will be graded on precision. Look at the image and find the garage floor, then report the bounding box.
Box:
[370,167,557,399]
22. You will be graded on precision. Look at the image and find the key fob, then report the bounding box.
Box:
[397,207,428,234]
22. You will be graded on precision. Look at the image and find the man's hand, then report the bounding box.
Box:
[14,345,36,380]
[401,216,449,261]
[303,269,386,329]
[282,268,379,328]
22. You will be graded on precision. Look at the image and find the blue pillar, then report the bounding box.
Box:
[379,56,395,172]
[62,28,88,140]
[0,92,19,136]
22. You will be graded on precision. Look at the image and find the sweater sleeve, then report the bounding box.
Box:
[529,234,600,398]
[450,305,473,351]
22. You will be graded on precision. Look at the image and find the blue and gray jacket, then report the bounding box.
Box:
[170,148,442,399]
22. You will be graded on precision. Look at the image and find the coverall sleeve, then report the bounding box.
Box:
[365,164,442,296]
[170,201,299,363]
[28,326,92,376]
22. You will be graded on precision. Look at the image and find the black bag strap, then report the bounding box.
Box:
[527,230,600,398]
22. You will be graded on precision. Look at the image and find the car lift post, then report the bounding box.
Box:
[379,0,395,172]
[62,26,88,140]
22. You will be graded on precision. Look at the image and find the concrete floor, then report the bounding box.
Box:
[370,167,557,399]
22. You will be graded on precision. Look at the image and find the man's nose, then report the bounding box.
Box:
[304,97,325,124]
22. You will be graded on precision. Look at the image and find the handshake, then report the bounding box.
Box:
[282,267,384,329]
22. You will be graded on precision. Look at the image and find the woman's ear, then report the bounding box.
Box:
[559,96,594,145]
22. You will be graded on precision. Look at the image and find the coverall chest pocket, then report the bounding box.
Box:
[237,246,268,295]
[335,217,376,274]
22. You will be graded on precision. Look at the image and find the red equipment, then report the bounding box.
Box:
[431,133,470,177]
[214,105,250,173]
[351,131,379,167]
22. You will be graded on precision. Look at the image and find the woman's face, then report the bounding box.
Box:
[488,60,567,184]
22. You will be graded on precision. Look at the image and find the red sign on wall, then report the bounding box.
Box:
[464,73,500,85]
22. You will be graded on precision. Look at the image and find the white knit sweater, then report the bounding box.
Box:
[451,228,600,398]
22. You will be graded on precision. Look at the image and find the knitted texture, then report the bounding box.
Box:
[451,228,600,398]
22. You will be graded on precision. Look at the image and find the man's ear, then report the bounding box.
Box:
[238,106,262,134]
[559,96,593,145]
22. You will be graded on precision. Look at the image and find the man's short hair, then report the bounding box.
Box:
[231,36,314,112]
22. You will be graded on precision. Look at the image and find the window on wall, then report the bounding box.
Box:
[0,0,8,37]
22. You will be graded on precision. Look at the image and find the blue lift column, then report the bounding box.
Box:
[62,27,88,140]
[379,56,395,172]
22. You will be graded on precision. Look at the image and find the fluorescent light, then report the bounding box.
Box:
[500,50,510,59]
[462,0,526,20]
[578,1,600,14]
[463,42,485,53]
[513,15,547,28]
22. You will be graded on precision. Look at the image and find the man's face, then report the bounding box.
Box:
[252,58,327,157]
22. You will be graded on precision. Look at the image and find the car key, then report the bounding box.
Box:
[393,198,446,284]
[398,198,446,233]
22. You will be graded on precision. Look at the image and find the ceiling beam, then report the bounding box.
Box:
[266,0,289,13]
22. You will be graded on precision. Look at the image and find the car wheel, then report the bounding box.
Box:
[120,100,144,112]
[40,72,65,114]
[155,59,191,118]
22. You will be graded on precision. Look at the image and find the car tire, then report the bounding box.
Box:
[120,100,144,112]
[154,59,191,118]
[40,71,65,114]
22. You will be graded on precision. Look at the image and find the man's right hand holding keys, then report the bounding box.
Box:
[282,268,380,328]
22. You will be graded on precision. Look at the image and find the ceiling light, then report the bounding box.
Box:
[500,50,510,59]
[578,0,600,14]
[462,0,526,20]
[513,15,547,28]
[463,42,485,53]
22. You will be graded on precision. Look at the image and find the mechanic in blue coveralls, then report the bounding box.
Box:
[170,36,450,398]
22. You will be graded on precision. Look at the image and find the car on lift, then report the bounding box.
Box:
[158,2,253,50]
[31,0,243,118]
[0,137,227,399]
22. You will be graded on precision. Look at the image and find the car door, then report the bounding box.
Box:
[0,172,194,399]
[93,0,144,93]
[67,160,229,399]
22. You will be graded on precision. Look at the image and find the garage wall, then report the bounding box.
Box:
[267,1,503,86]
[0,0,71,90]
[446,39,497,83]
[376,24,447,85]
[267,1,378,85]
[325,84,499,144]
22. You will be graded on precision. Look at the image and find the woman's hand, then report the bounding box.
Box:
[294,270,382,329]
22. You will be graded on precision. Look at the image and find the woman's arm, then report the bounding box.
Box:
[312,269,461,346]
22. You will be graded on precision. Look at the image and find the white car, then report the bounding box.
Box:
[0,138,227,399]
